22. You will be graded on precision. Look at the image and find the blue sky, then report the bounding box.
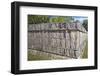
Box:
[72,16,88,23]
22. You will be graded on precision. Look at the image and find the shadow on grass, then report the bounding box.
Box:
[82,40,88,58]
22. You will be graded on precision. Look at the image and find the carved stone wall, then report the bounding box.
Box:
[28,22,87,58]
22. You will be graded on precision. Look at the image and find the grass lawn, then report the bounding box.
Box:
[82,40,88,58]
[28,50,51,61]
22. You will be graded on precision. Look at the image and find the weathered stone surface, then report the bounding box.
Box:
[28,22,87,58]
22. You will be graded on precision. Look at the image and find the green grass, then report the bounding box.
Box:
[28,51,51,61]
[82,41,88,58]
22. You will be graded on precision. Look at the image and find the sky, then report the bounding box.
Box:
[72,16,88,23]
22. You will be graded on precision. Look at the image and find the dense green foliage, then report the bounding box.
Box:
[28,15,73,24]
[49,16,73,23]
[82,19,88,31]
[28,15,49,24]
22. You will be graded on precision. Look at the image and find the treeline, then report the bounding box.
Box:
[28,15,73,24]
[82,19,88,31]
[28,15,49,24]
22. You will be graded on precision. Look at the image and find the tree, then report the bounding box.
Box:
[49,16,73,23]
[28,15,74,24]
[82,19,88,31]
[28,15,49,24]
[75,20,80,23]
